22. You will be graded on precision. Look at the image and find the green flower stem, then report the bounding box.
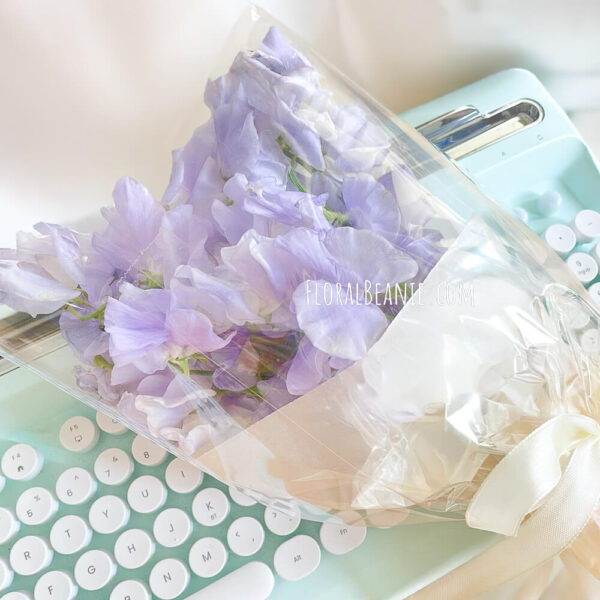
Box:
[288,164,307,193]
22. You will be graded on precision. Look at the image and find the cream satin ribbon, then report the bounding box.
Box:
[408,414,600,599]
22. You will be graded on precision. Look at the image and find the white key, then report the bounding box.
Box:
[0,474,4,494]
[74,549,116,591]
[273,535,321,581]
[264,504,301,536]
[110,579,151,600]
[320,518,367,554]
[561,301,590,330]
[131,435,168,467]
[55,467,97,505]
[165,458,204,494]
[188,537,228,578]
[94,448,134,485]
[192,488,230,526]
[127,475,167,514]
[580,328,600,353]
[96,411,128,435]
[588,282,600,306]
[1,444,43,481]
[0,558,13,591]
[180,562,274,600]
[16,487,58,525]
[50,515,92,555]
[229,486,258,507]
[227,517,264,557]
[543,224,576,256]
[9,536,53,576]
[34,570,77,600]
[59,416,99,452]
[0,507,20,544]
[148,559,189,600]
[567,252,599,284]
[1,592,32,600]
[574,209,600,242]
[89,495,130,534]
[153,508,193,548]
[114,529,155,569]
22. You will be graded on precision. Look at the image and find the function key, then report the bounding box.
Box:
[127,475,167,514]
[264,504,301,536]
[536,190,562,216]
[9,535,53,576]
[49,515,92,555]
[188,537,228,578]
[192,488,230,527]
[273,535,321,581]
[165,458,204,494]
[574,209,600,242]
[89,495,130,535]
[110,580,151,600]
[55,467,97,505]
[73,549,116,591]
[148,558,189,600]
[543,224,576,256]
[59,416,99,453]
[34,570,77,600]
[15,487,58,526]
[96,411,128,435]
[1,443,43,481]
[0,507,20,544]
[94,448,134,486]
[566,252,599,284]
[114,529,155,570]
[131,435,168,467]
[319,518,367,555]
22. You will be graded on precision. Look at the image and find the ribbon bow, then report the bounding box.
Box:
[409,414,600,599]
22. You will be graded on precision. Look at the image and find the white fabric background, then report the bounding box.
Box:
[1,0,599,247]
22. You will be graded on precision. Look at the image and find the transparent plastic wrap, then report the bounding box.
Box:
[1,7,600,548]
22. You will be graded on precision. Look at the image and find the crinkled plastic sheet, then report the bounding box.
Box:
[1,7,599,530]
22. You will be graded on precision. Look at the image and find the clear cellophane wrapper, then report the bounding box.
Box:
[1,7,600,549]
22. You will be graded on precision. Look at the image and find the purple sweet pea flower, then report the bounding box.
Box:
[59,309,109,363]
[286,335,331,395]
[74,365,121,405]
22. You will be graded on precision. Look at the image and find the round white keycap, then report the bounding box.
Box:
[9,536,53,576]
[543,224,576,256]
[165,458,204,494]
[55,467,97,505]
[227,517,265,557]
[110,579,151,600]
[1,444,43,481]
[50,515,92,555]
[188,537,228,578]
[536,190,562,216]
[567,252,599,284]
[74,549,116,591]
[114,529,155,569]
[0,507,20,544]
[0,558,13,591]
[148,559,189,600]
[34,570,77,600]
[273,535,321,581]
[574,209,600,242]
[16,487,58,525]
[320,518,367,555]
[0,592,31,600]
[561,301,591,330]
[153,508,193,548]
[229,486,258,507]
[0,474,5,494]
[264,505,301,536]
[131,435,168,467]
[89,495,130,534]
[192,488,230,526]
[96,411,128,435]
[588,282,600,307]
[127,475,167,514]
[59,416,99,452]
[580,329,600,353]
[94,448,134,485]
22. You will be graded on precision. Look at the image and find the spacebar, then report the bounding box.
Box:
[183,562,275,600]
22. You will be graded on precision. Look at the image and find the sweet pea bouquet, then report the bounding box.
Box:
[3,14,600,594]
